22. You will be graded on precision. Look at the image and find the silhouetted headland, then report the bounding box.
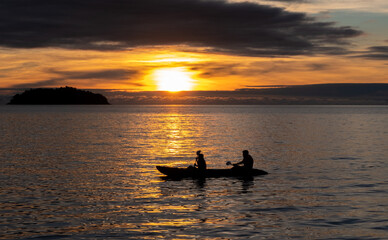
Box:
[7,87,109,105]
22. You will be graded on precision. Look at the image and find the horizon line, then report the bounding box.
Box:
[1,83,388,92]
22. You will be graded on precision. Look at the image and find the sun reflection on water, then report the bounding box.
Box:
[146,112,206,167]
[1,106,388,239]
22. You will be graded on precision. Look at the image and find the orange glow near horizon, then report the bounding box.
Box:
[0,46,388,91]
[153,67,196,92]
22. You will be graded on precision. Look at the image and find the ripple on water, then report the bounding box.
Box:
[1,105,388,239]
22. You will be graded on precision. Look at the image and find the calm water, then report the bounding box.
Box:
[1,105,387,239]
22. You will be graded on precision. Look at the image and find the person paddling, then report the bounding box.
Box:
[194,150,207,171]
[232,150,254,170]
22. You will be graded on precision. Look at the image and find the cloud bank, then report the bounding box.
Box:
[358,46,388,60]
[0,0,361,56]
[9,69,141,89]
[97,83,388,105]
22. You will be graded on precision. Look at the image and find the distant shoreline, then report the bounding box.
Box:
[1,83,387,105]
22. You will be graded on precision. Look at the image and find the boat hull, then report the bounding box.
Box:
[156,166,268,178]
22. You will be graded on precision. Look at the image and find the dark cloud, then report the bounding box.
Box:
[267,0,307,2]
[243,85,287,88]
[191,63,241,77]
[9,69,141,88]
[190,59,331,79]
[0,0,361,56]
[48,69,138,80]
[236,83,388,97]
[357,46,388,60]
[308,63,330,71]
[0,62,40,75]
[10,78,66,89]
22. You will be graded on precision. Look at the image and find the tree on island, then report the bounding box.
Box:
[8,86,110,105]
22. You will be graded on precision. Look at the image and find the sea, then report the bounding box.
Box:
[0,105,387,239]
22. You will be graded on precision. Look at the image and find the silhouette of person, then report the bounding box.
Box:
[195,150,207,171]
[233,150,254,170]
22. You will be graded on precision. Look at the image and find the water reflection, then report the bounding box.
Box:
[146,112,206,167]
[164,114,194,156]
[158,176,257,202]
[195,178,206,189]
[1,105,387,239]
[240,177,254,194]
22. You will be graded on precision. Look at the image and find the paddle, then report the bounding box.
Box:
[226,161,237,167]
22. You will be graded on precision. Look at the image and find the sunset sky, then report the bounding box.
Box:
[0,0,387,91]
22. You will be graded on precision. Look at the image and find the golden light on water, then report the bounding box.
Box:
[163,114,196,160]
[154,67,195,92]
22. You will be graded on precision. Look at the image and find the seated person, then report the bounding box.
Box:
[194,150,207,171]
[233,150,253,170]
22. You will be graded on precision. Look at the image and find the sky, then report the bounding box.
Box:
[0,0,387,91]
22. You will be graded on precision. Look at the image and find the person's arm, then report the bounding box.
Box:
[234,160,243,166]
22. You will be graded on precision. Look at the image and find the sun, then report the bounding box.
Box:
[154,67,195,92]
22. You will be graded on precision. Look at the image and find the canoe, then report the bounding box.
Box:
[156,166,268,178]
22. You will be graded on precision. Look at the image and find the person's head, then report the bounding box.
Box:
[243,150,249,156]
[196,150,201,155]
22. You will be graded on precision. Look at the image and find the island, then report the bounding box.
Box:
[7,87,110,105]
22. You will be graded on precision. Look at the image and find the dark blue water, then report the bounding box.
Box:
[1,105,387,239]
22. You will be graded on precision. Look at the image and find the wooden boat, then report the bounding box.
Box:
[156,166,268,178]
